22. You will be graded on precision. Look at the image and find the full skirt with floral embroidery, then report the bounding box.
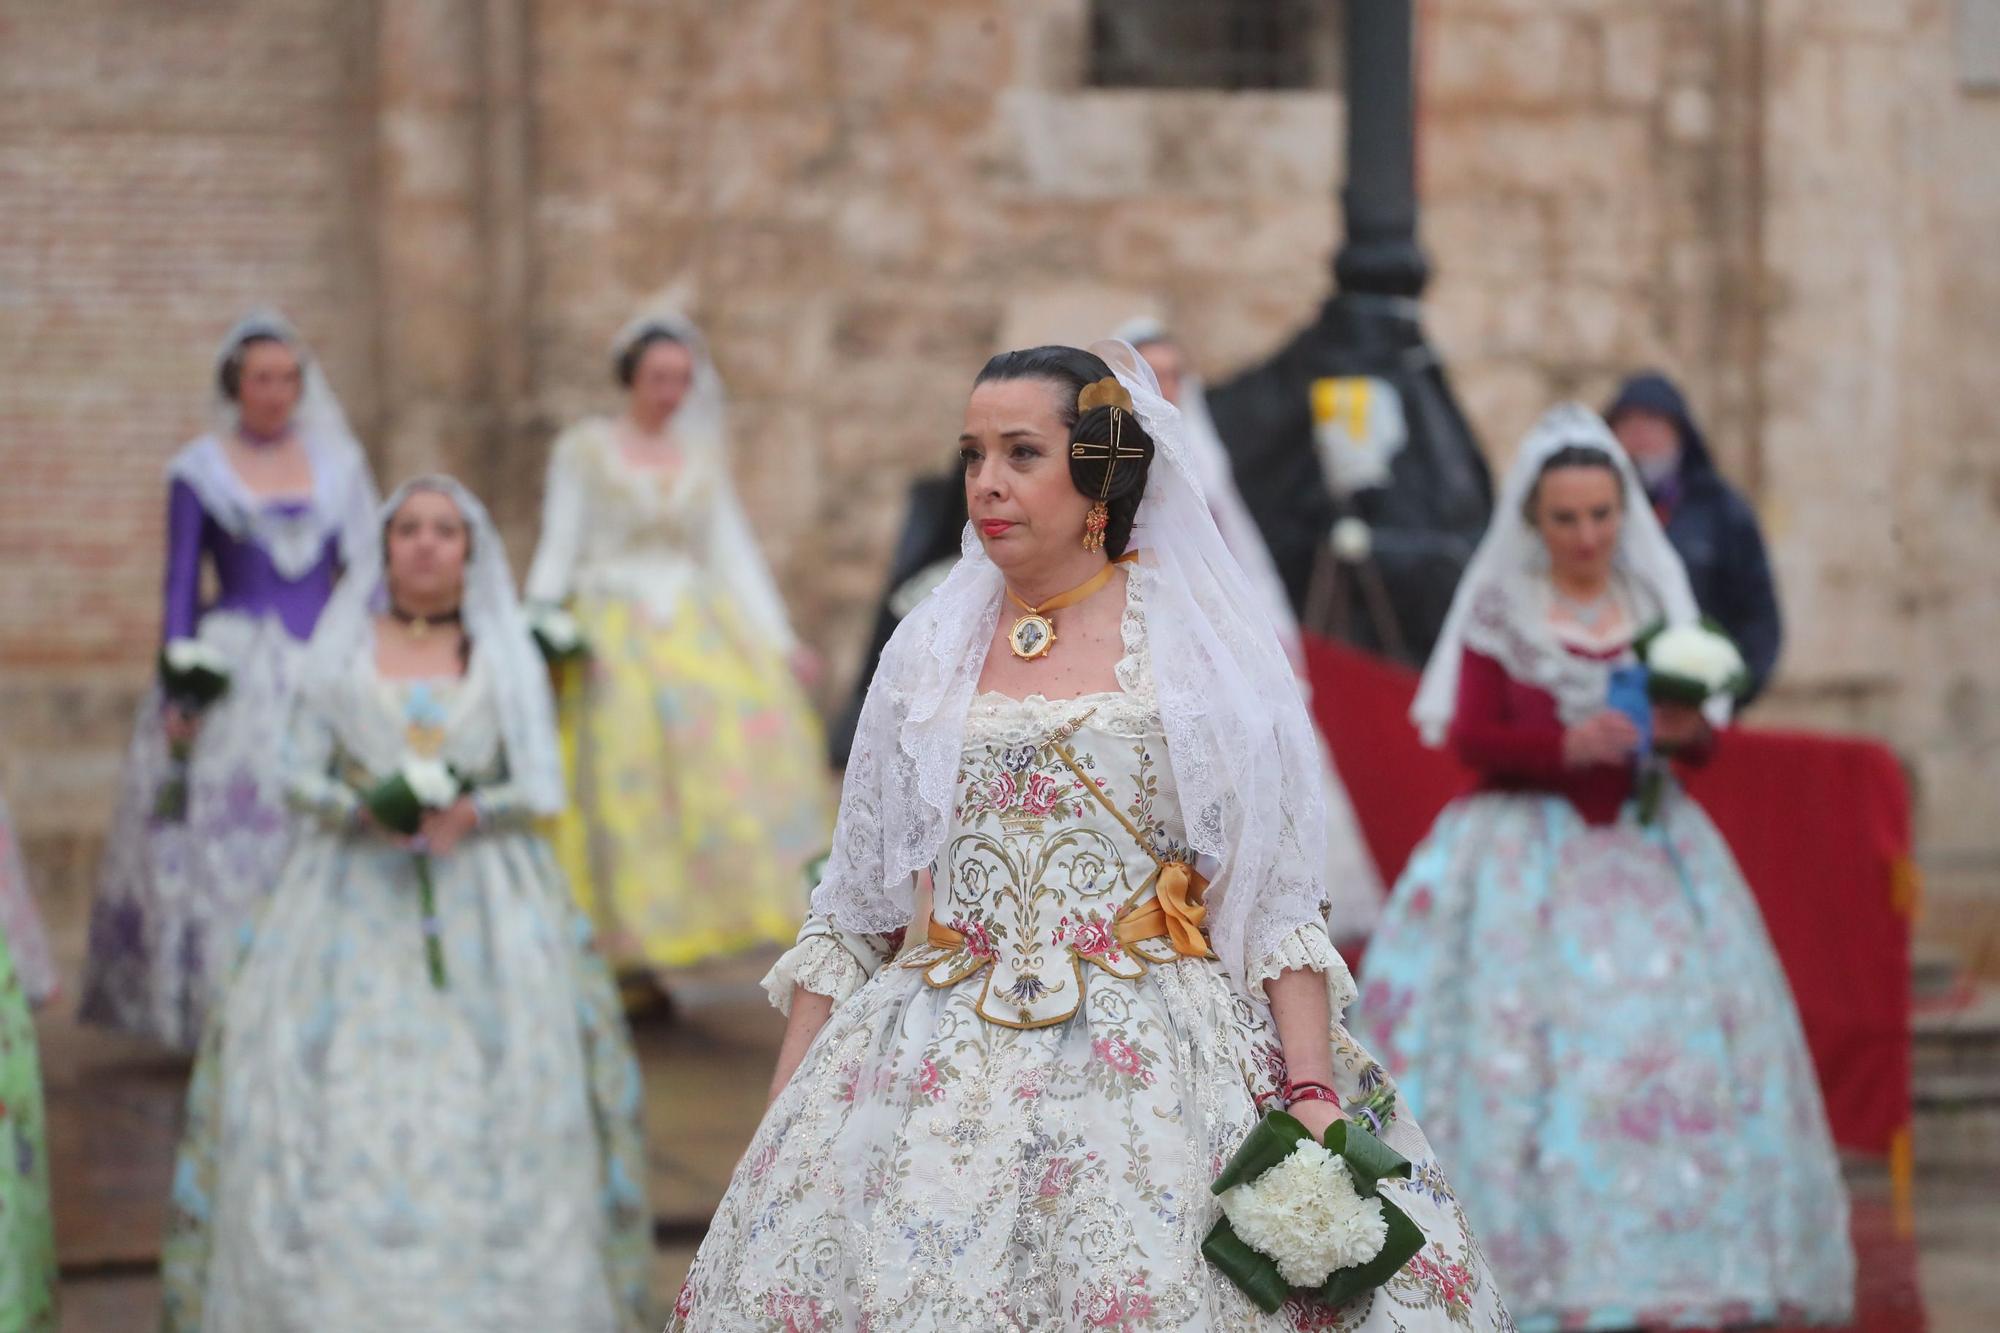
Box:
[81,612,307,1050]
[667,953,1512,1332]
[158,831,654,1333]
[549,592,831,975]
[1353,786,1854,1333]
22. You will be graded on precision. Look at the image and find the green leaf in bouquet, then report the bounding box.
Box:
[1315,1195,1426,1309]
[362,773,425,836]
[1644,671,1715,708]
[1200,1216,1293,1315]
[1322,1120,1412,1197]
[1631,618,1668,661]
[1209,1110,1311,1195]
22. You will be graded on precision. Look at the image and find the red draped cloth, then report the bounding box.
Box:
[1305,635,1913,1160]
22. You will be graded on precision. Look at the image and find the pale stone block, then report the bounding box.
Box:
[1428,13,1580,108]
[997,89,1158,198]
[1599,11,1666,107]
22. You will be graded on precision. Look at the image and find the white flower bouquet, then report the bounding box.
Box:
[152,638,233,821]
[1631,619,1749,822]
[526,603,590,665]
[1637,621,1749,707]
[1203,1090,1425,1313]
[360,757,464,988]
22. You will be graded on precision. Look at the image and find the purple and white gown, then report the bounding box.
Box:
[81,432,376,1050]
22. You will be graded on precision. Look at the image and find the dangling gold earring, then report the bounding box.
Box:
[1082,501,1109,552]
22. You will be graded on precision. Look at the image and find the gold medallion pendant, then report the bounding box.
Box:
[1008,611,1057,661]
[1002,553,1137,662]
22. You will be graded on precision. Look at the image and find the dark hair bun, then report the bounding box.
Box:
[217,332,293,402]
[615,327,684,388]
[1522,443,1625,523]
[973,345,1158,557]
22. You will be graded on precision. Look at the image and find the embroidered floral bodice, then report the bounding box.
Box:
[773,571,1356,1029]
[894,690,1192,1028]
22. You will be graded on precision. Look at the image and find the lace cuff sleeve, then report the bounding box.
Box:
[760,914,897,1014]
[1246,922,1358,1018]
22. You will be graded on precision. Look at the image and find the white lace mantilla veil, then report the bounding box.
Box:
[300,476,565,815]
[166,308,379,578]
[1410,401,1708,748]
[812,339,1332,989]
[594,305,799,647]
[1112,316,1300,653]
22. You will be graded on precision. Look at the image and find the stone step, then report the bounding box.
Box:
[1912,983,2000,1078]
[1913,1100,2000,1168]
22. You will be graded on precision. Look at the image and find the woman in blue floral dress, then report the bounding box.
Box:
[1355,405,1853,1331]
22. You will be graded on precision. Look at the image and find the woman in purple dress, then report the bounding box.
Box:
[81,311,379,1051]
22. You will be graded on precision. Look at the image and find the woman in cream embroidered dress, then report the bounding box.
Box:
[161,480,651,1333]
[668,344,1509,1332]
[1355,406,1851,1331]
[525,311,831,979]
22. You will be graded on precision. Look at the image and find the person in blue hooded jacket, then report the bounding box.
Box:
[1605,371,1783,702]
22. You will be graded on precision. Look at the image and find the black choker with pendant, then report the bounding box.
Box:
[389,606,462,639]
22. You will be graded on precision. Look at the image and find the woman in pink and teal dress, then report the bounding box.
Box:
[667,342,1509,1331]
[0,791,57,1332]
[1354,404,1852,1331]
[81,310,378,1051]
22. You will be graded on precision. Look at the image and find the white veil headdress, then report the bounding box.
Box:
[301,476,564,815]
[168,308,378,576]
[596,306,798,648]
[1410,402,1705,747]
[813,339,1332,988]
[1113,317,1300,656]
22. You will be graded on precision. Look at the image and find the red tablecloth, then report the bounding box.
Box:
[1306,635,1913,1158]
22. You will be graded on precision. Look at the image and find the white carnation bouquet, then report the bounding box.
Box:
[1203,1088,1425,1314]
[152,637,233,822]
[360,756,464,988]
[1631,619,1749,822]
[1638,621,1749,706]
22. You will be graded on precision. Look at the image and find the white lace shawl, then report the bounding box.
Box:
[298,477,564,815]
[1412,402,1705,745]
[810,340,1332,992]
[167,309,378,579]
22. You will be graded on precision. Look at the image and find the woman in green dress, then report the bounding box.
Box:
[0,791,57,1332]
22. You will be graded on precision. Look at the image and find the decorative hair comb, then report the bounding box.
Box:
[1078,377,1134,415]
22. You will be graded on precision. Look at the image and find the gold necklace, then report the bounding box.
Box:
[1003,553,1135,661]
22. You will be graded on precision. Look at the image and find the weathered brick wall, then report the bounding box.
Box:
[2,0,1995,920]
[0,0,376,899]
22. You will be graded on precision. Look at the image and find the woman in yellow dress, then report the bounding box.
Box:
[524,310,832,984]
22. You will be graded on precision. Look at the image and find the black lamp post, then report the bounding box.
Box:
[1207,0,1491,665]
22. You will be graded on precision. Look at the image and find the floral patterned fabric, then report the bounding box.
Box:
[669,688,1511,1332]
[0,929,56,1333]
[533,423,833,974]
[160,670,653,1332]
[551,593,832,972]
[1354,788,1854,1332]
[81,612,308,1050]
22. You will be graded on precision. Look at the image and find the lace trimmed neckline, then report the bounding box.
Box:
[968,561,1158,739]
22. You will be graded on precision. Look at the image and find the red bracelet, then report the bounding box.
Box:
[1284,1080,1341,1109]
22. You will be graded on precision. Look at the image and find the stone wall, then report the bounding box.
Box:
[1,0,1994,925]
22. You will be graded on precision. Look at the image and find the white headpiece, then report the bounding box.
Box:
[168,308,378,577]
[1113,316,1301,655]
[610,306,729,475]
[813,340,1332,988]
[301,476,564,815]
[1411,402,1704,746]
